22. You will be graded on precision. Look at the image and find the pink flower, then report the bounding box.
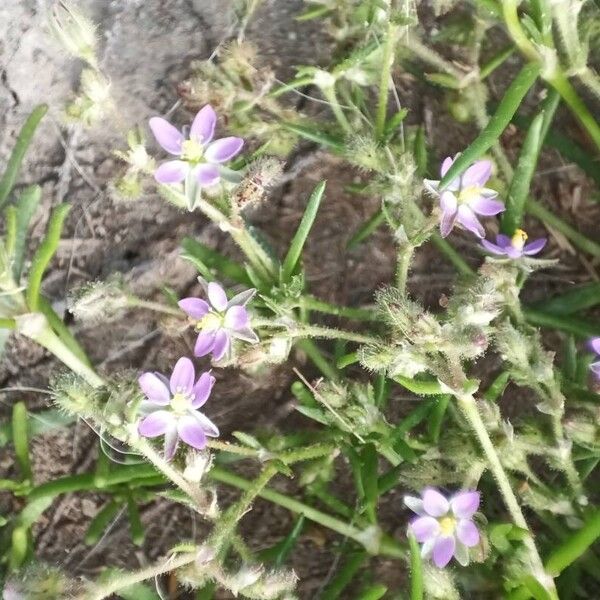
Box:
[425,156,504,238]
[138,357,218,460]
[588,338,600,378]
[481,229,546,258]
[404,488,481,568]
[149,105,243,187]
[179,278,259,362]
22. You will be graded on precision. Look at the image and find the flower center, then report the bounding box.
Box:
[511,228,528,251]
[181,139,204,163]
[438,516,456,536]
[195,311,223,332]
[458,186,482,205]
[171,391,193,414]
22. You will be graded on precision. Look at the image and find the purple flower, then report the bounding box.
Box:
[149,105,244,187]
[179,278,259,361]
[138,357,218,460]
[425,156,504,238]
[588,338,600,378]
[404,488,481,568]
[481,229,546,258]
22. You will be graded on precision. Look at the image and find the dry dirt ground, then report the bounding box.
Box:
[1,1,599,598]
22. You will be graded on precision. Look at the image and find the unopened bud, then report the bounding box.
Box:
[48,1,98,66]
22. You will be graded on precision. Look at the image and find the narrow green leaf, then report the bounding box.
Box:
[562,336,577,380]
[9,525,29,570]
[0,104,48,210]
[126,495,145,546]
[427,395,450,443]
[281,121,344,150]
[356,584,388,600]
[546,509,600,576]
[12,402,32,483]
[258,515,305,566]
[0,407,73,448]
[360,444,379,524]
[181,237,251,285]
[480,45,516,80]
[85,500,121,545]
[321,550,367,600]
[393,375,444,395]
[9,185,42,282]
[524,308,600,338]
[26,203,71,312]
[347,209,385,249]
[409,532,424,600]
[430,234,475,277]
[521,575,553,600]
[413,126,428,177]
[483,371,511,402]
[501,111,545,234]
[281,181,326,282]
[531,283,600,316]
[439,63,540,189]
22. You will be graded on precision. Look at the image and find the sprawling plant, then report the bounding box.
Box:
[2,0,600,598]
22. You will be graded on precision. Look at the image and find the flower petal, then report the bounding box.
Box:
[224,305,250,330]
[440,192,458,237]
[457,205,485,238]
[178,298,210,319]
[230,326,259,344]
[495,234,512,248]
[192,410,220,437]
[409,516,440,543]
[170,357,195,395]
[138,410,175,437]
[149,117,184,154]
[196,163,221,187]
[461,160,492,188]
[211,329,231,361]
[205,137,244,163]
[440,156,454,177]
[227,288,256,308]
[523,238,547,256]
[194,331,217,357]
[404,495,425,515]
[421,537,435,559]
[454,541,470,566]
[589,338,600,355]
[192,372,215,408]
[450,491,480,518]
[469,195,504,216]
[456,519,480,547]
[481,239,506,255]
[432,535,456,568]
[423,489,450,517]
[155,160,188,184]
[590,360,600,375]
[190,105,216,145]
[138,372,171,405]
[178,415,208,450]
[163,424,179,460]
[208,282,228,311]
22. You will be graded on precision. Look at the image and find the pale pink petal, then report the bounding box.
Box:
[190,105,216,144]
[204,137,244,163]
[589,338,600,355]
[196,163,221,187]
[440,191,458,238]
[178,298,210,319]
[423,489,450,517]
[163,424,179,460]
[461,160,492,188]
[469,196,504,216]
[178,415,208,450]
[192,411,220,437]
[149,117,184,154]
[481,240,506,255]
[155,160,188,184]
[192,372,215,408]
[523,238,547,256]
[227,288,256,308]
[432,535,456,568]
[211,329,231,361]
[457,205,485,238]
[404,495,425,515]
[230,326,259,343]
[194,331,217,357]
[208,282,228,311]
[450,491,480,518]
[440,156,454,177]
[224,305,250,330]
[138,410,175,437]
[456,520,480,547]
[590,360,600,374]
[170,357,195,395]
[409,516,440,543]
[138,372,170,405]
[495,234,512,248]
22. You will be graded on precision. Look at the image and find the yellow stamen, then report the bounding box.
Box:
[171,392,192,414]
[458,186,482,204]
[181,139,204,162]
[195,312,222,332]
[439,516,456,535]
[511,228,528,251]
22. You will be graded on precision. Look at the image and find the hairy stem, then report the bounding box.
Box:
[375,22,399,140]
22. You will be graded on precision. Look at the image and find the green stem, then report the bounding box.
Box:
[375,22,399,141]
[296,338,340,379]
[456,394,556,596]
[502,0,540,61]
[322,85,352,134]
[127,296,182,317]
[299,296,376,321]
[258,322,381,345]
[396,245,414,295]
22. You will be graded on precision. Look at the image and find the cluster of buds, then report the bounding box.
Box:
[112,128,156,200]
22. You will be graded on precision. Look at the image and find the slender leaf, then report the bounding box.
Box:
[0,104,48,210]
[347,209,385,249]
[258,515,305,566]
[360,444,379,524]
[439,64,540,189]
[85,500,121,545]
[9,185,42,281]
[26,203,71,312]
[524,308,600,338]
[321,550,367,600]
[356,584,387,600]
[281,181,326,282]
[12,402,32,482]
[281,121,344,150]
[531,283,600,316]
[127,494,145,546]
[483,371,511,402]
[408,532,424,600]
